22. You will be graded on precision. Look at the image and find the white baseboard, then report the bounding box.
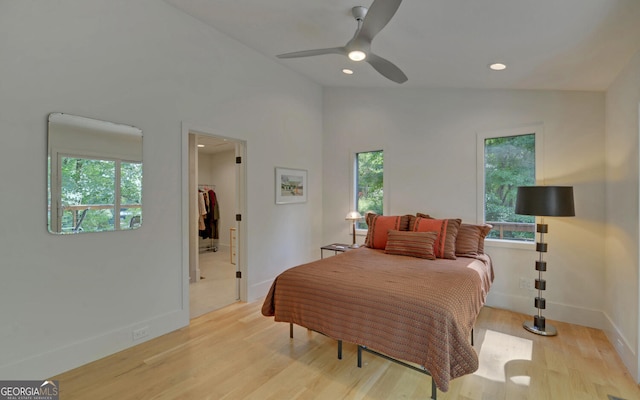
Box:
[602,312,638,382]
[485,291,607,330]
[0,309,189,380]
[248,278,275,302]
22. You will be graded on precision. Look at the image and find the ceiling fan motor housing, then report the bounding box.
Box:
[352,6,368,21]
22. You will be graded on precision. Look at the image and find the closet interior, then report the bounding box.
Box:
[198,183,218,253]
[190,134,239,318]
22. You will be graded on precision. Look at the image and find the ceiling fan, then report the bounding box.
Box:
[276,0,407,84]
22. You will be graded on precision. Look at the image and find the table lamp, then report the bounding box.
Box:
[345,211,363,248]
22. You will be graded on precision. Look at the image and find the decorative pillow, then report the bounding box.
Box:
[440,218,461,259]
[477,224,492,254]
[384,230,438,259]
[456,223,493,255]
[411,217,444,256]
[398,214,415,231]
[412,215,461,259]
[413,213,430,227]
[364,214,403,249]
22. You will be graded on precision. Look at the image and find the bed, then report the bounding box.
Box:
[261,215,494,398]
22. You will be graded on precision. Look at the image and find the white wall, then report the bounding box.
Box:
[323,88,606,330]
[198,149,236,247]
[605,49,640,380]
[0,0,323,379]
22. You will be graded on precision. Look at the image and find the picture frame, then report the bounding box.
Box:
[275,167,307,204]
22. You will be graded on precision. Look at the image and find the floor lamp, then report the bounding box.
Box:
[515,186,575,336]
[345,211,363,248]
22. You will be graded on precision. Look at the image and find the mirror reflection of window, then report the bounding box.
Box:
[48,113,143,234]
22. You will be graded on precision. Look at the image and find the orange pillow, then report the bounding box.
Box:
[412,217,445,257]
[364,214,403,249]
[412,217,461,259]
[414,214,461,259]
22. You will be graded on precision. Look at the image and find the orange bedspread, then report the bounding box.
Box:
[261,247,494,392]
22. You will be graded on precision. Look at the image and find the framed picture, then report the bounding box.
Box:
[275,167,307,204]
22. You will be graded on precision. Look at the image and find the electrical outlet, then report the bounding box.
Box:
[133,326,149,341]
[519,277,533,290]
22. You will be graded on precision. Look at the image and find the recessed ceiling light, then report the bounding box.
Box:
[489,63,507,71]
[342,68,354,75]
[197,144,205,148]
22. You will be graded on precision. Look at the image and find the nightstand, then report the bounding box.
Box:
[321,243,352,259]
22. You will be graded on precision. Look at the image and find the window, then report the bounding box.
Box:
[479,127,542,242]
[354,150,383,230]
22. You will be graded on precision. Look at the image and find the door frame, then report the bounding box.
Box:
[180,122,248,314]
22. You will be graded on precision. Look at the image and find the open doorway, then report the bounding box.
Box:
[186,130,246,319]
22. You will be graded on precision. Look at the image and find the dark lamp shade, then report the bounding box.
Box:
[515,186,575,217]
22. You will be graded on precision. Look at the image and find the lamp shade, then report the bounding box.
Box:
[345,211,363,221]
[515,186,575,217]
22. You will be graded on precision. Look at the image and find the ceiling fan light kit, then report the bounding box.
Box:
[348,50,367,61]
[276,0,407,84]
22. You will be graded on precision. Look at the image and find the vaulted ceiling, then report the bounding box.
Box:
[166,0,640,90]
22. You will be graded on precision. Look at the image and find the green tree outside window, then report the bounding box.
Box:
[484,134,535,240]
[356,150,383,229]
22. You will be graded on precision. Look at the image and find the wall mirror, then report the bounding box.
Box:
[48,113,143,234]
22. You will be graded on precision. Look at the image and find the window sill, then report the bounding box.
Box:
[484,238,535,251]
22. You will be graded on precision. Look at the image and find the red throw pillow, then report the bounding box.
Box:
[364,214,403,249]
[412,217,445,257]
[414,214,461,259]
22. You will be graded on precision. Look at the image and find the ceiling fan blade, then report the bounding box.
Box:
[358,0,403,41]
[277,47,346,59]
[366,53,407,84]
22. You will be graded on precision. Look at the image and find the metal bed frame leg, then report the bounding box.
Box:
[288,325,446,399]
[289,323,343,360]
[431,378,437,400]
[357,345,437,400]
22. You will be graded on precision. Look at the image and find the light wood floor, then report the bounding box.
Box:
[53,301,640,400]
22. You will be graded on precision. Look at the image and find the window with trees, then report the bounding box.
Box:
[354,150,383,230]
[481,132,538,241]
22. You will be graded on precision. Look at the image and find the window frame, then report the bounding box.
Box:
[476,124,544,248]
[351,148,387,235]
